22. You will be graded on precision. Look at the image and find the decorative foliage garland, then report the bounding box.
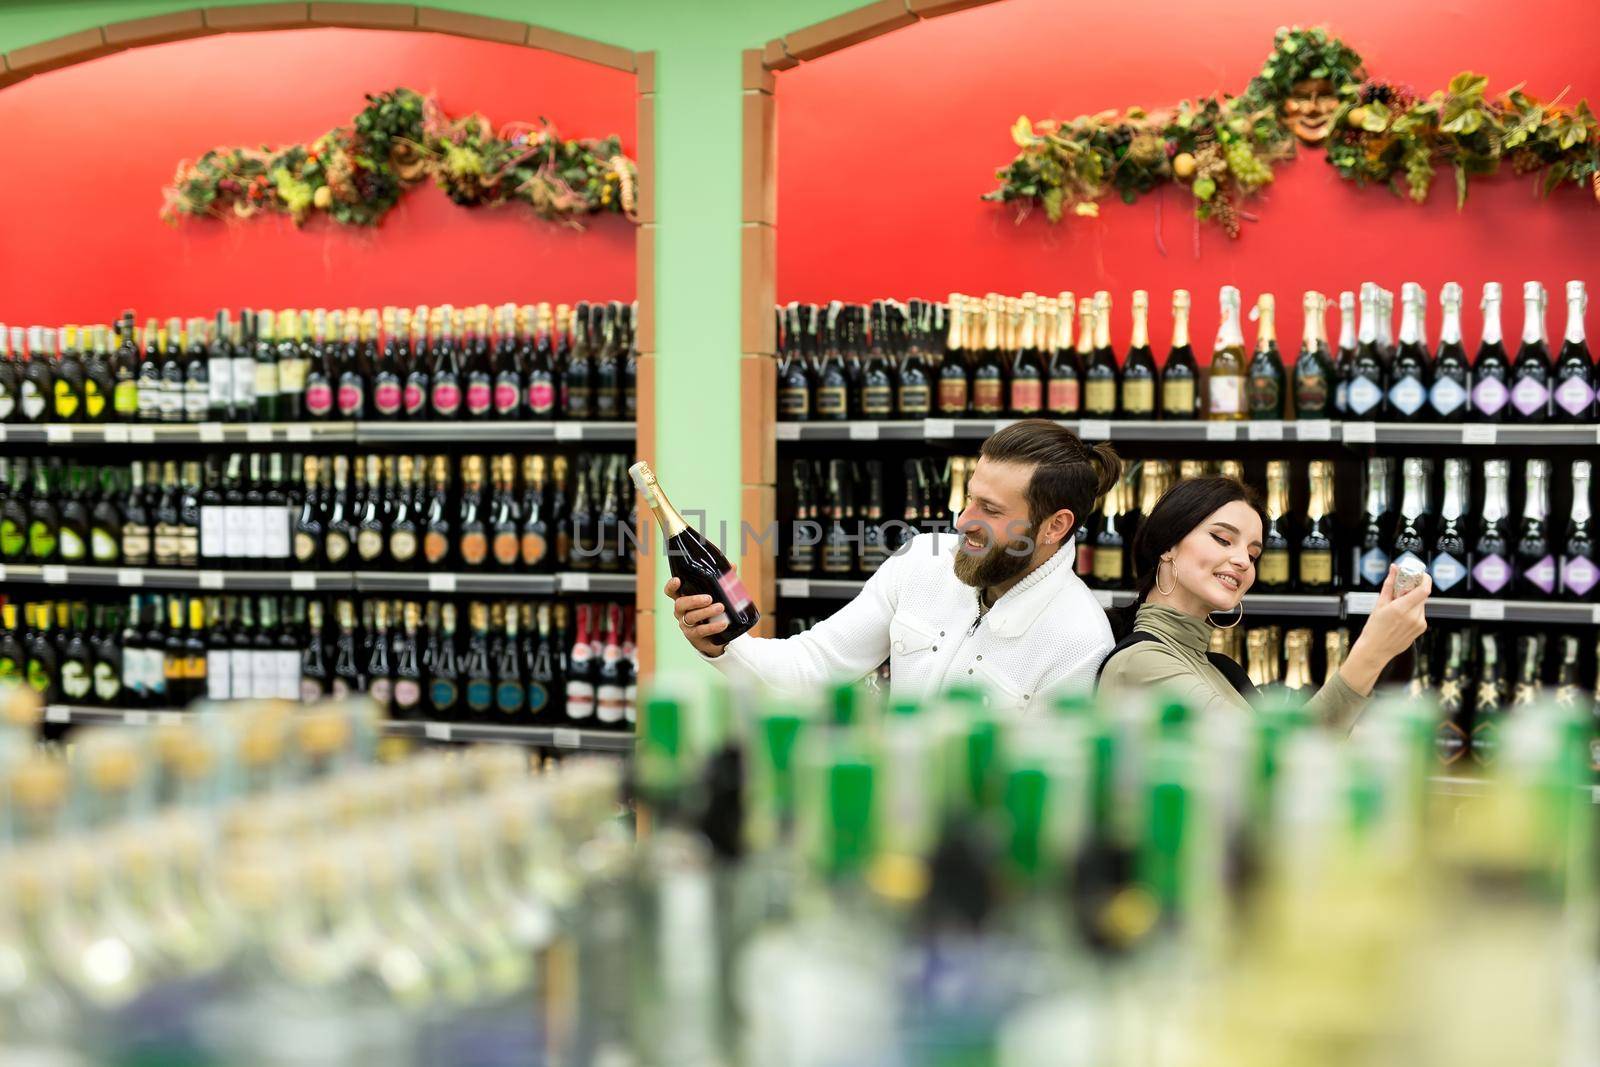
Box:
[986,27,1600,238]
[163,88,638,229]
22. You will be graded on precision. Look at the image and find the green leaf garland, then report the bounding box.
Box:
[987,27,1600,237]
[163,88,637,229]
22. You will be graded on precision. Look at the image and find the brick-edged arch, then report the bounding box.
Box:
[0,2,661,675]
[736,0,1008,635]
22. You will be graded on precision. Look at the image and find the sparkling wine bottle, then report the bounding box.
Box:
[1553,280,1594,422]
[630,461,759,645]
[1510,281,1552,422]
[1428,283,1470,420]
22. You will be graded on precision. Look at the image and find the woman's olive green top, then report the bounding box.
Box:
[1097,603,1366,730]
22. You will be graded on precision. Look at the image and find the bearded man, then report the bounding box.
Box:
[666,420,1120,713]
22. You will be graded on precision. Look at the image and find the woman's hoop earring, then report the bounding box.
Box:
[1155,559,1176,597]
[1209,602,1244,629]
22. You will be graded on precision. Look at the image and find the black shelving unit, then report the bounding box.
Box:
[3,420,636,446]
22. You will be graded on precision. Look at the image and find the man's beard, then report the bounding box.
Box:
[952,522,1039,589]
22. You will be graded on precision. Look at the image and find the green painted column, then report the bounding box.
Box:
[0,0,861,677]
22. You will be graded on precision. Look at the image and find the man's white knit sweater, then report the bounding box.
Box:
[704,532,1113,714]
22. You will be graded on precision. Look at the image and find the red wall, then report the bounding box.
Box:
[775,0,1600,354]
[0,28,636,325]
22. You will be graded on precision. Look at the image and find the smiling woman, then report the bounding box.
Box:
[1098,475,1431,727]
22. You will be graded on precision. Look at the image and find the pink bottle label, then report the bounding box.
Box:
[527,381,555,414]
[1472,554,1510,594]
[304,383,333,416]
[466,382,492,414]
[403,382,426,414]
[1511,378,1549,416]
[1472,377,1509,415]
[431,382,461,415]
[1524,556,1556,594]
[717,568,754,612]
[374,382,402,415]
[1561,555,1598,597]
[1555,377,1595,415]
[494,383,519,412]
[337,383,363,415]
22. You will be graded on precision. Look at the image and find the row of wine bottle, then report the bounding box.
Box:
[0,300,638,424]
[0,450,637,573]
[6,594,637,727]
[775,280,1597,423]
[782,452,1597,602]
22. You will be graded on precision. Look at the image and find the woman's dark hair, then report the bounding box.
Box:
[1107,475,1266,639]
[980,419,1120,536]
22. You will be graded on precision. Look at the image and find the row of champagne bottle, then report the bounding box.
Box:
[0,714,624,1062]
[775,280,1598,423]
[6,594,636,727]
[0,299,638,424]
[0,450,637,573]
[784,452,1597,602]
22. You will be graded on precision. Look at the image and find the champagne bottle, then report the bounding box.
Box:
[422,455,452,567]
[777,303,812,422]
[492,455,522,569]
[457,455,488,568]
[814,303,850,421]
[858,461,888,575]
[1091,481,1124,589]
[565,603,596,722]
[90,467,121,565]
[111,314,140,421]
[1391,457,1431,574]
[1081,292,1117,419]
[430,308,462,419]
[859,300,897,419]
[1433,629,1470,766]
[1257,460,1291,593]
[83,326,113,423]
[970,296,1007,416]
[1246,293,1284,420]
[1470,283,1511,421]
[821,460,852,576]
[1552,633,1583,708]
[1120,290,1157,418]
[158,319,184,423]
[937,295,971,416]
[1292,290,1334,419]
[519,455,549,570]
[322,455,353,567]
[1045,291,1081,418]
[1298,460,1336,593]
[1510,281,1552,422]
[1345,283,1386,420]
[1162,290,1199,420]
[1282,628,1313,693]
[1514,458,1555,598]
[232,311,256,420]
[228,595,253,701]
[121,461,151,567]
[897,299,932,418]
[631,461,760,645]
[1553,280,1595,421]
[1470,460,1512,596]
[1429,458,1470,596]
[254,309,280,422]
[135,319,162,424]
[391,601,423,718]
[1561,459,1597,600]
[564,304,595,421]
[595,604,626,726]
[1207,286,1246,420]
[1386,282,1431,419]
[494,602,525,717]
[1511,633,1546,707]
[1430,283,1471,420]
[387,454,418,566]
[57,465,87,564]
[527,603,555,717]
[1009,294,1046,416]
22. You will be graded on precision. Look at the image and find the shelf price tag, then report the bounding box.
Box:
[200,571,225,589]
[848,422,881,441]
[291,573,316,591]
[131,427,156,443]
[922,418,956,439]
[0,565,8,583]
[44,706,69,724]
[246,425,273,443]
[1345,592,1379,615]
[1093,589,1114,609]
[553,728,582,749]
[1297,419,1333,441]
[0,426,8,443]
[116,568,144,587]
[198,422,225,442]
[42,566,68,585]
[103,425,129,444]
[775,423,801,441]
[554,423,584,441]
[424,723,453,742]
[778,578,811,598]
[45,426,73,444]
[1591,606,1600,625]
[1204,422,1238,441]
[428,574,457,593]
[561,573,591,592]
[125,710,151,726]
[1342,422,1376,444]
[1247,421,1284,441]
[1469,600,1505,621]
[287,425,313,442]
[159,712,184,726]
[1461,425,1497,445]
[1079,419,1112,441]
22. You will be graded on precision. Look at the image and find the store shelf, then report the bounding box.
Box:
[42,705,191,727]
[354,570,636,595]
[0,564,352,591]
[774,418,1600,447]
[1345,593,1600,624]
[0,420,637,446]
[1429,774,1600,804]
[0,565,635,596]
[778,577,1340,617]
[380,719,634,751]
[355,420,635,443]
